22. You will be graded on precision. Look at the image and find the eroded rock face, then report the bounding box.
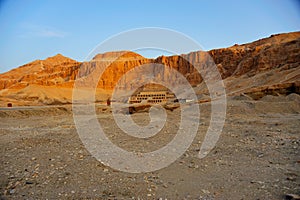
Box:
[0,54,81,90]
[0,31,299,103]
[244,82,300,100]
[77,31,300,91]
[208,32,300,78]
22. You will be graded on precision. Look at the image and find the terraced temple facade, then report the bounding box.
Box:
[128,91,175,104]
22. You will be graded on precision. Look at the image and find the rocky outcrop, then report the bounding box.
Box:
[0,54,81,90]
[208,32,300,78]
[244,82,300,100]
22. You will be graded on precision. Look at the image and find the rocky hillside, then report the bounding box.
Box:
[0,31,299,105]
[0,54,81,90]
[209,32,300,78]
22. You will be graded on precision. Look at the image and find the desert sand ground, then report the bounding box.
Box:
[0,95,300,200]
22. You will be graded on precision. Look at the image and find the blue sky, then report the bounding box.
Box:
[0,0,299,73]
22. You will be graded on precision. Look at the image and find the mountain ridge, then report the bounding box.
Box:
[0,31,299,105]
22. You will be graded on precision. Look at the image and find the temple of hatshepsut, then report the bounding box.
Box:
[128,90,175,104]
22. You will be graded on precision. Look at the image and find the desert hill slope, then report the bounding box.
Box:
[0,31,299,106]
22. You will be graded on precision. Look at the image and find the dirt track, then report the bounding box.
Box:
[0,96,300,199]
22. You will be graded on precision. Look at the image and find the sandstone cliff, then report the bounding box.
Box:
[0,54,81,90]
[0,31,299,105]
